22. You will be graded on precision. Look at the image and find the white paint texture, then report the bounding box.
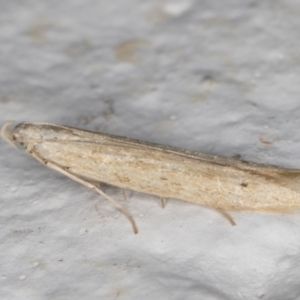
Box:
[1,1,300,299]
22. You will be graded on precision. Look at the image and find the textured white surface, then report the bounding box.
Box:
[1,1,300,299]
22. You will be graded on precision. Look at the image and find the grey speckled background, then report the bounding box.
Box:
[1,1,300,299]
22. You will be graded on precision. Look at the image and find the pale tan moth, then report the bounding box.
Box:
[2,121,300,233]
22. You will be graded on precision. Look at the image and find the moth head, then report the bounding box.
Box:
[1,121,82,152]
[1,122,55,152]
[1,121,31,151]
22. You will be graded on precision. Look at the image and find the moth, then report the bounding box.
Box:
[2,121,300,233]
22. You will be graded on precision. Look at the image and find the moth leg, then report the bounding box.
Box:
[30,151,138,234]
[160,197,165,209]
[215,208,236,226]
[121,189,127,202]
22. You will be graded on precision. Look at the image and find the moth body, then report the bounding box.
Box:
[2,121,300,232]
